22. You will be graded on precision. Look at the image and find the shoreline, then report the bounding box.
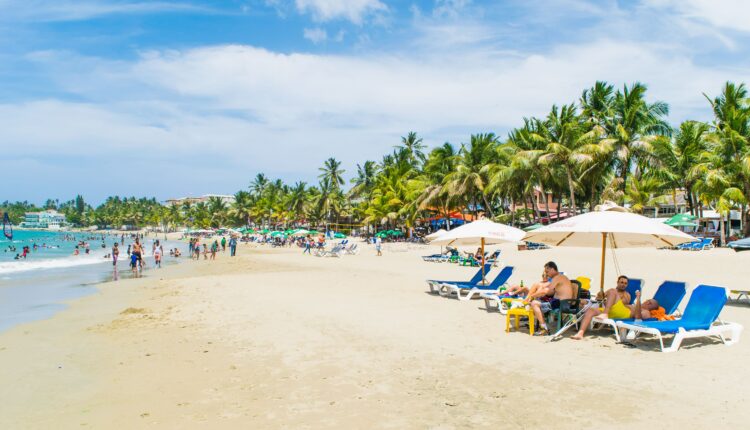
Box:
[2,242,749,428]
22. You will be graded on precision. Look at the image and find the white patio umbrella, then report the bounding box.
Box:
[522,210,696,294]
[431,220,525,283]
[425,228,448,256]
[425,229,447,242]
[291,229,310,237]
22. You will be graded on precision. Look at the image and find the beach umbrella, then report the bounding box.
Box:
[431,220,525,283]
[292,229,310,236]
[523,223,543,231]
[260,229,270,234]
[522,209,695,294]
[270,231,286,237]
[333,232,346,239]
[664,213,698,227]
[425,229,447,242]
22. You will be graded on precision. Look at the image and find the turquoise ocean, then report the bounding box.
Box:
[0,230,188,332]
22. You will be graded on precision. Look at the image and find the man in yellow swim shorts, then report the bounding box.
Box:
[571,276,659,340]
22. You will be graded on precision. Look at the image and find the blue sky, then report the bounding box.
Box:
[3,0,750,204]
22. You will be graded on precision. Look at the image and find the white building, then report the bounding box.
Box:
[22,210,67,229]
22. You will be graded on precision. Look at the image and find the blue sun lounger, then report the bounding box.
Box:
[441,266,514,301]
[426,263,492,294]
[616,285,742,352]
[597,280,686,341]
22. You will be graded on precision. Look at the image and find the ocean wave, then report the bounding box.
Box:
[0,254,121,275]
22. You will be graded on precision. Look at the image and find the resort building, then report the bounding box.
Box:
[164,194,236,207]
[21,210,67,229]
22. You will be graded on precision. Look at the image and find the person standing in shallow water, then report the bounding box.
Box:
[112,242,119,266]
[229,236,237,257]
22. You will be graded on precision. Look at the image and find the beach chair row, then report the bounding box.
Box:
[673,237,714,250]
[425,266,742,352]
[422,250,502,266]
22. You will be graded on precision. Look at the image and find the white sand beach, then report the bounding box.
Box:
[1,241,749,429]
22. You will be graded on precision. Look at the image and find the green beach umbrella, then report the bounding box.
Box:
[664,213,698,227]
[333,232,346,239]
[523,223,543,231]
[260,229,270,234]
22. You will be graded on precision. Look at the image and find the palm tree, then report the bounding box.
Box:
[286,181,308,223]
[229,190,254,226]
[318,158,345,192]
[537,104,594,216]
[349,161,378,200]
[250,173,269,197]
[705,82,750,235]
[396,131,427,168]
[207,196,228,228]
[416,142,459,229]
[607,82,671,198]
[651,121,710,214]
[445,133,499,218]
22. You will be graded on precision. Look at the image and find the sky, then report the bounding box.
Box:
[3,0,750,204]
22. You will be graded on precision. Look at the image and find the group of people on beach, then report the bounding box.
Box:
[499,262,661,337]
[186,236,237,260]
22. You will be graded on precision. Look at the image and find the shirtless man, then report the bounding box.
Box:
[572,276,659,340]
[528,261,574,336]
[132,238,144,270]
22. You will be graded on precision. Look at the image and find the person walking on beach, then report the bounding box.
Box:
[112,242,119,266]
[375,235,382,256]
[229,236,237,256]
[188,238,195,257]
[154,240,163,268]
[303,235,312,255]
[203,243,208,260]
[221,236,227,252]
[132,238,144,270]
[210,240,218,260]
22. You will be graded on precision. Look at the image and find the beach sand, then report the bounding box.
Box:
[1,241,749,429]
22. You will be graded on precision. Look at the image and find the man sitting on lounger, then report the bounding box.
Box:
[528,261,574,336]
[571,277,659,340]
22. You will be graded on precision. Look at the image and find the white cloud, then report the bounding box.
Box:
[0,0,205,22]
[295,0,386,24]
[303,27,328,44]
[4,0,750,202]
[644,0,750,33]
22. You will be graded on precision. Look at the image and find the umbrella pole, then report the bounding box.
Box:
[599,232,607,295]
[481,237,486,284]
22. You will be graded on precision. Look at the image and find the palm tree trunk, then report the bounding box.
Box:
[529,191,540,223]
[686,185,695,215]
[481,193,494,218]
[566,168,577,217]
[719,214,726,246]
[620,158,629,203]
[523,198,529,223]
[539,181,551,224]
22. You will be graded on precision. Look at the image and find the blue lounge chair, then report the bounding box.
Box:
[625,278,643,304]
[616,285,743,352]
[441,266,515,301]
[485,250,502,266]
[595,280,686,341]
[426,263,492,294]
